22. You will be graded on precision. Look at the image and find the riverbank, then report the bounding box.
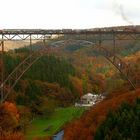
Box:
[25,106,85,140]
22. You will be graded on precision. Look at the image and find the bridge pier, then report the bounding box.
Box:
[0,35,4,103]
[99,32,102,48]
[43,34,46,46]
[30,34,32,52]
[113,33,116,55]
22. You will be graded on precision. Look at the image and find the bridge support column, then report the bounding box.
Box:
[113,33,116,55]
[112,33,116,63]
[85,32,87,40]
[43,35,46,46]
[29,34,32,63]
[99,32,102,48]
[0,35,4,103]
[30,34,32,51]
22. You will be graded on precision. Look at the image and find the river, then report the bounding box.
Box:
[53,130,64,140]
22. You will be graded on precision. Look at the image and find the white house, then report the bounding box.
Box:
[81,93,95,105]
[75,93,105,107]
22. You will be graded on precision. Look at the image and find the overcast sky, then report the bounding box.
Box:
[0,0,139,29]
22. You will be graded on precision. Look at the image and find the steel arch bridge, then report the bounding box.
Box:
[0,28,140,103]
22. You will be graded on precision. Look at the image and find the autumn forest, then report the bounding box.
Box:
[1,26,140,140]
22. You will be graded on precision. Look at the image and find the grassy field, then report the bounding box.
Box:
[25,106,85,140]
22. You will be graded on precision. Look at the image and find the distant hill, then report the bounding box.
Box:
[4,40,39,51]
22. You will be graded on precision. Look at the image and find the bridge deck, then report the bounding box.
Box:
[0,29,140,35]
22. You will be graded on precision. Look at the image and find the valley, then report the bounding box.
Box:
[0,26,140,140]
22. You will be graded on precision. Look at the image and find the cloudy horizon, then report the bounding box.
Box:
[0,0,139,29]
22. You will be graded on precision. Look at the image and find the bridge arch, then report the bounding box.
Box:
[0,39,137,103]
[50,39,137,88]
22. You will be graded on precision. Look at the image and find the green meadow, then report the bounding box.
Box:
[25,106,85,140]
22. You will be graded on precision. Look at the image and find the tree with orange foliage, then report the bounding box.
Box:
[0,132,24,140]
[3,101,19,120]
[0,102,19,132]
[70,76,83,96]
[63,88,140,140]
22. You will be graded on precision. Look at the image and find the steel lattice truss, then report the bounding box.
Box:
[98,46,137,89]
[0,29,140,41]
[0,46,51,103]
[0,29,140,103]
[51,40,138,89]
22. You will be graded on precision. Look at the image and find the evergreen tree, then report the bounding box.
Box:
[94,98,140,140]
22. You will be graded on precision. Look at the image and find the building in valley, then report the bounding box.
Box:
[75,93,105,107]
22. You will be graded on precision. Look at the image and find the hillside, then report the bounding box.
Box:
[4,40,38,51]
[63,88,140,140]
[1,26,140,140]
